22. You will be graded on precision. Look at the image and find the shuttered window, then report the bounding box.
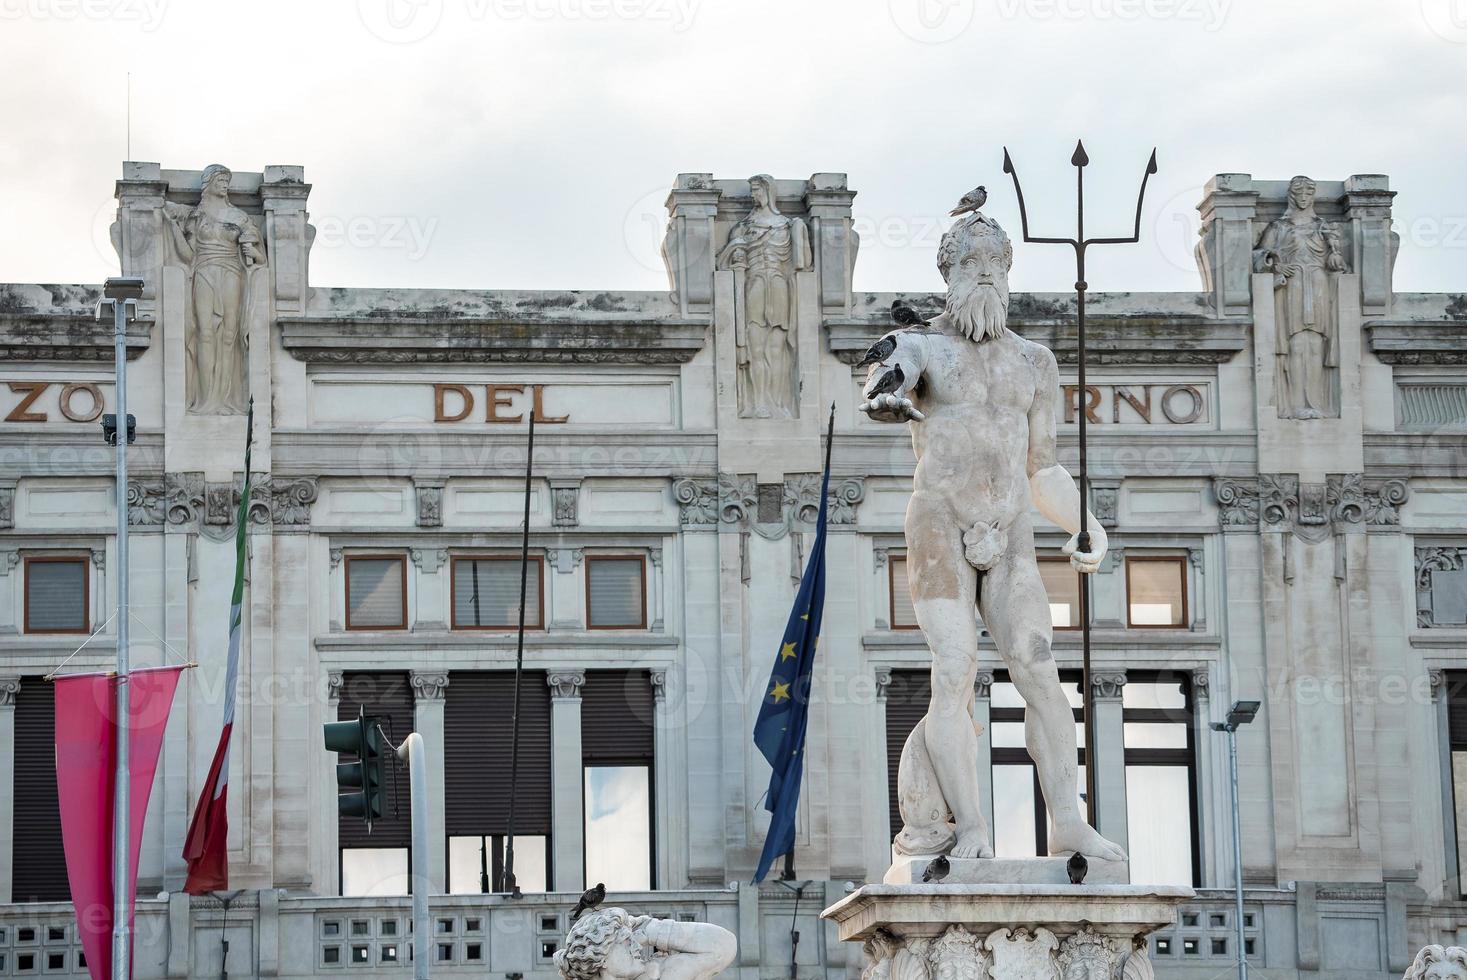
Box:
[451,557,543,630]
[25,557,88,634]
[444,672,552,838]
[336,672,414,896]
[346,556,407,630]
[1448,673,1467,897]
[587,557,645,629]
[581,670,655,890]
[13,677,68,902]
[884,669,930,839]
[889,556,917,629]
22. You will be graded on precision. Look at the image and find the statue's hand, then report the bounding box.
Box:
[1062,525,1106,574]
[859,392,925,423]
[1325,254,1345,273]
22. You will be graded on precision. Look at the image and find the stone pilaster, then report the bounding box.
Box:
[410,671,449,891]
[548,670,585,892]
[662,174,719,316]
[0,676,19,903]
[1090,671,1128,853]
[319,671,343,896]
[1195,173,1260,318]
[974,671,995,840]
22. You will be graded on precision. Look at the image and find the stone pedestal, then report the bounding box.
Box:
[883,854,1127,886]
[823,885,1190,980]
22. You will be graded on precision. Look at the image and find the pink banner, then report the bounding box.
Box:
[54,665,185,980]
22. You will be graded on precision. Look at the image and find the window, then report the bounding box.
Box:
[991,674,1087,857]
[1038,557,1081,630]
[452,556,543,630]
[341,848,410,897]
[1127,557,1187,628]
[13,677,68,901]
[1123,674,1198,886]
[889,554,918,629]
[1447,673,1467,896]
[444,672,553,892]
[1420,546,1467,626]
[24,556,88,634]
[336,673,414,894]
[447,835,549,894]
[587,556,646,629]
[345,555,407,630]
[581,670,656,890]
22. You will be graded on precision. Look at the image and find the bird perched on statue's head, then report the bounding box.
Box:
[949,185,987,218]
[890,300,931,328]
[922,855,950,883]
[1066,852,1088,885]
[571,882,606,920]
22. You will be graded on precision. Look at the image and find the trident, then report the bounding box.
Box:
[1002,141,1157,832]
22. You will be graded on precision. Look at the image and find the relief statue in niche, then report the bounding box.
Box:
[716,174,811,419]
[1252,175,1347,420]
[162,163,264,415]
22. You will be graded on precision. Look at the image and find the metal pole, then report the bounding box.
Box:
[109,291,132,980]
[501,412,535,894]
[1228,727,1246,980]
[398,733,431,980]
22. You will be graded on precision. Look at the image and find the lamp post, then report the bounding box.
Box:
[1211,699,1260,980]
[100,275,143,980]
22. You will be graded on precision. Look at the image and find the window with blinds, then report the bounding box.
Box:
[888,555,918,629]
[345,556,407,630]
[586,556,646,629]
[13,677,68,901]
[336,672,415,896]
[24,556,88,634]
[581,670,656,890]
[451,557,543,630]
[1127,557,1188,628]
[444,671,553,890]
[884,669,929,838]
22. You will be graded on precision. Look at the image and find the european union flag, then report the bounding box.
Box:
[751,408,834,883]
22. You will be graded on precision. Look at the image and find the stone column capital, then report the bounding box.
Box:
[650,670,668,703]
[325,671,344,703]
[875,667,892,703]
[974,671,995,700]
[410,671,450,702]
[0,675,20,708]
[1091,671,1127,701]
[547,670,585,700]
[1190,667,1211,702]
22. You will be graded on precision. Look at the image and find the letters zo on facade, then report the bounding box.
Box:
[0,161,1461,980]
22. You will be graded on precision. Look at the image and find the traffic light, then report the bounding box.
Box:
[324,707,387,830]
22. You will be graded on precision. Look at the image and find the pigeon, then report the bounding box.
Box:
[571,882,606,920]
[890,301,931,328]
[922,855,950,883]
[856,334,897,368]
[864,363,906,400]
[1066,852,1088,885]
[949,185,987,218]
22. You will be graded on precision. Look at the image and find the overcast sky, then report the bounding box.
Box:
[0,0,1463,296]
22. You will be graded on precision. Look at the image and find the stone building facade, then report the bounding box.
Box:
[0,162,1464,978]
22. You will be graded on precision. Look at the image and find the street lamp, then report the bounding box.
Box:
[1211,699,1260,980]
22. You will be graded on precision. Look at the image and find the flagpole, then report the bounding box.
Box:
[501,411,535,895]
[104,277,141,980]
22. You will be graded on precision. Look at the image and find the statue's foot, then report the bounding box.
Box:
[950,828,994,860]
[1049,818,1127,863]
[1296,408,1322,420]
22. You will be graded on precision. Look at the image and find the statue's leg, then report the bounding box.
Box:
[905,491,992,859]
[979,520,1127,863]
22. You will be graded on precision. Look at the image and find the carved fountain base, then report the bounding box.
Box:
[822,884,1191,980]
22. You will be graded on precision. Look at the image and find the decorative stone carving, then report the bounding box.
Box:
[547,549,584,574]
[415,481,444,527]
[1252,176,1348,420]
[205,482,236,527]
[1402,945,1467,980]
[410,548,447,575]
[650,670,667,703]
[875,668,893,702]
[1213,478,1260,527]
[974,672,994,700]
[551,482,579,527]
[785,473,866,527]
[1416,546,1467,628]
[716,174,812,419]
[162,164,265,415]
[329,548,343,569]
[547,670,585,700]
[984,927,1059,980]
[553,908,737,980]
[258,476,319,528]
[1055,929,1121,980]
[326,671,344,702]
[1190,667,1210,701]
[1254,474,1409,538]
[0,676,21,707]
[0,549,20,576]
[410,671,449,701]
[672,478,720,526]
[1090,485,1119,528]
[860,206,1124,865]
[0,485,12,529]
[1090,672,1127,700]
[90,548,105,570]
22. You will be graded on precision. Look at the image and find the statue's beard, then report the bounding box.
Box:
[946,279,1009,342]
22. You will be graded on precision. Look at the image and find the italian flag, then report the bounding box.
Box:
[182,402,252,894]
